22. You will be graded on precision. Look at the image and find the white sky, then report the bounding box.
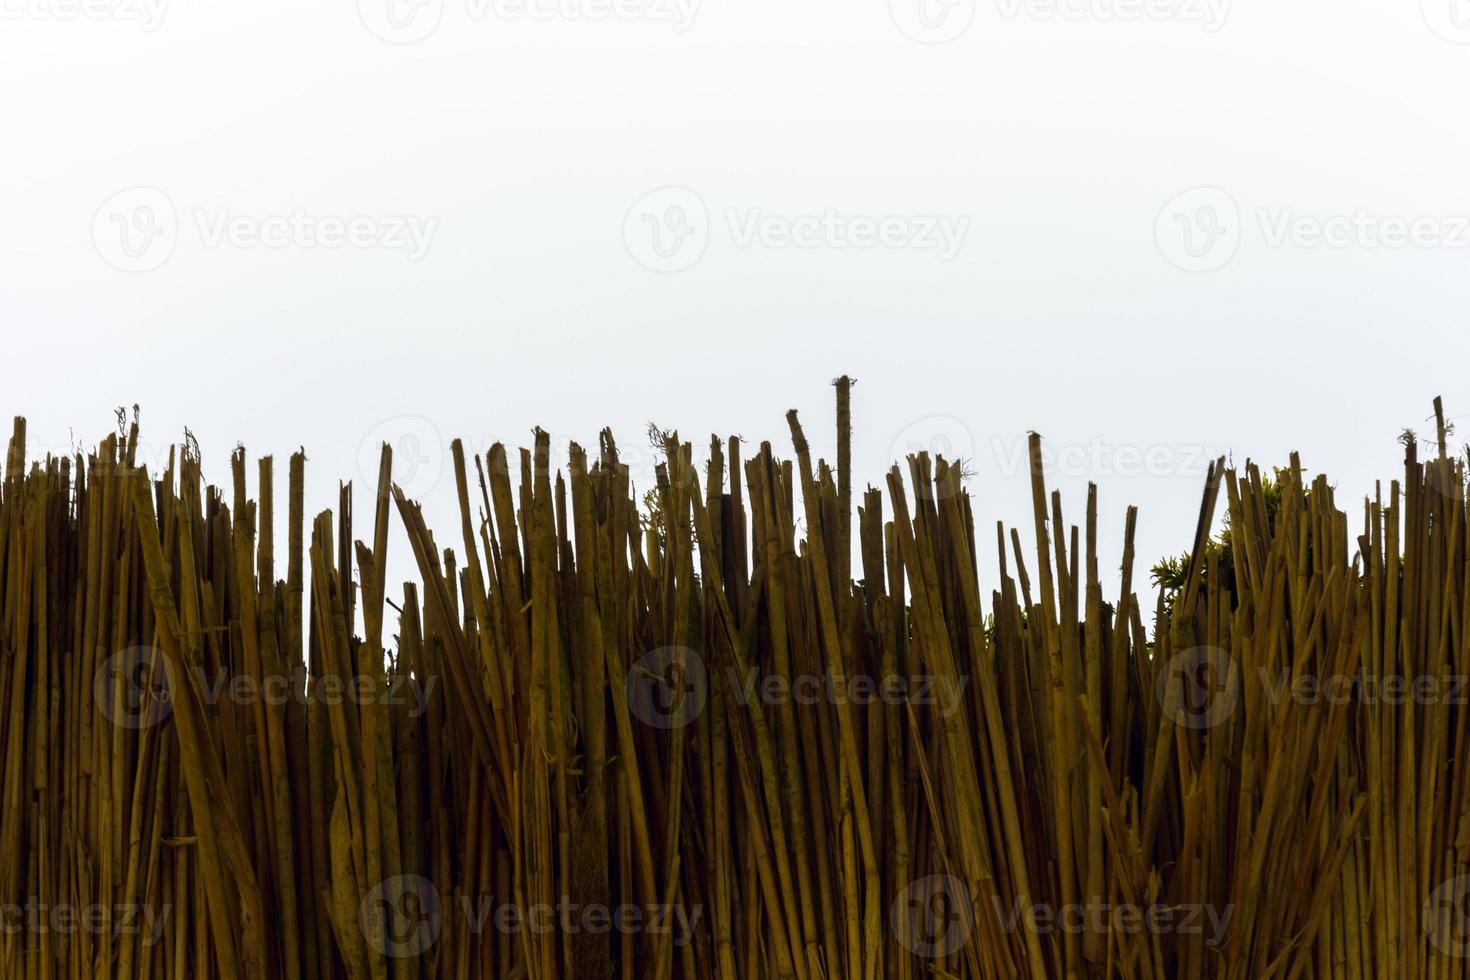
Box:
[3,0,1469,616]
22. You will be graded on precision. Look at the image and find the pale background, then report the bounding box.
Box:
[3,0,1469,610]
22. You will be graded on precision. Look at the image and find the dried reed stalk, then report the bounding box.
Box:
[0,389,1467,979]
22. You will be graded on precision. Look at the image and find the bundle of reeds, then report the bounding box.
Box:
[0,384,1467,979]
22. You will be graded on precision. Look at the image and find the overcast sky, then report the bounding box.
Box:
[3,0,1469,612]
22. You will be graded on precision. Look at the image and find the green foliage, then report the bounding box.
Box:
[1150,465,1291,619]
